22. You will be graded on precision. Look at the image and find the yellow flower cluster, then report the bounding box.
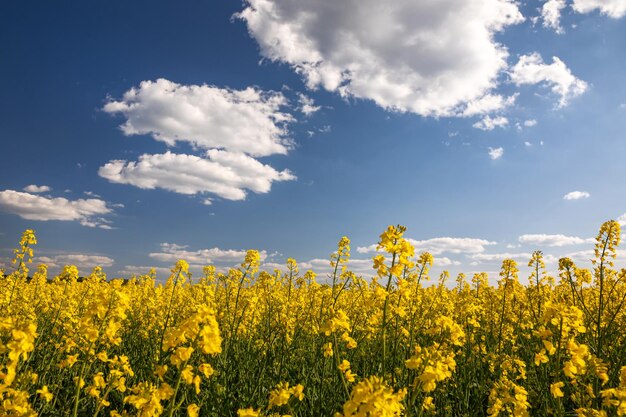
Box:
[335,376,406,417]
[1,220,626,416]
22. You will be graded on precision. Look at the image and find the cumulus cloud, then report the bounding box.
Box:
[563,191,590,200]
[617,213,626,226]
[541,0,567,33]
[357,237,495,256]
[149,243,268,265]
[0,190,114,228]
[510,53,588,107]
[37,254,115,269]
[23,185,51,193]
[488,147,504,160]
[238,0,524,117]
[473,115,509,130]
[518,233,594,247]
[572,0,626,18]
[99,151,295,201]
[104,79,293,157]
[103,79,299,202]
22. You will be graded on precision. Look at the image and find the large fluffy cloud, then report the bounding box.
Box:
[102,79,297,202]
[510,53,588,107]
[99,150,295,200]
[237,0,524,117]
[104,79,293,157]
[0,190,113,228]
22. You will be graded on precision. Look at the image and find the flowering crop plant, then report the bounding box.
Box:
[2,221,626,416]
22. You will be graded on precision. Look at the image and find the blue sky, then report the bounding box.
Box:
[1,0,625,281]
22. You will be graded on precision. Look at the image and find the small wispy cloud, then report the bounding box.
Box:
[473,115,509,131]
[23,185,51,193]
[488,147,504,160]
[563,191,590,200]
[297,93,321,116]
[524,119,538,127]
[518,233,594,247]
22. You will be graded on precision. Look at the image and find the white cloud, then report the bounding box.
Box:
[238,0,524,117]
[524,119,538,127]
[103,79,299,202]
[471,252,532,262]
[510,53,588,107]
[572,0,626,18]
[518,233,594,247]
[99,150,295,201]
[297,93,321,115]
[462,94,517,117]
[541,0,567,33]
[488,147,504,160]
[297,258,375,278]
[617,213,626,226]
[23,185,51,193]
[117,265,173,278]
[539,0,626,35]
[565,249,626,265]
[357,237,495,256]
[149,242,268,265]
[0,190,113,228]
[37,254,115,269]
[473,115,509,130]
[563,190,590,200]
[524,141,533,147]
[104,78,294,157]
[437,256,461,267]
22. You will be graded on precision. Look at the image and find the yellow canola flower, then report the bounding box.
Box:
[335,375,406,417]
[551,382,565,398]
[36,386,53,403]
[269,382,293,408]
[323,342,333,358]
[187,403,200,417]
[237,408,260,417]
[291,384,305,401]
[170,346,194,367]
[199,363,214,378]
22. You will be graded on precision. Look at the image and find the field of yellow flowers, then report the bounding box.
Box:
[2,221,626,416]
